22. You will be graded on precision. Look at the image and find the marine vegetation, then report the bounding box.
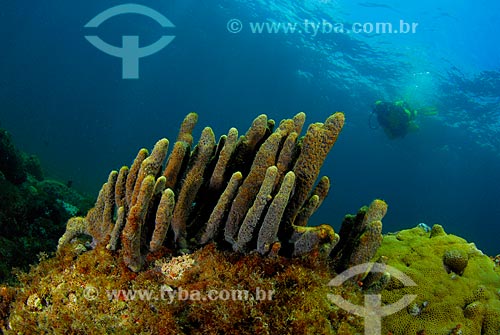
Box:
[0,128,93,283]
[4,242,370,334]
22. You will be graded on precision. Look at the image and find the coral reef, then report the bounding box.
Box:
[374,225,500,334]
[0,127,93,283]
[58,112,376,272]
[3,114,499,333]
[5,223,500,334]
[1,112,401,334]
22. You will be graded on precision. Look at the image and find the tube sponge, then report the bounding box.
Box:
[58,111,387,272]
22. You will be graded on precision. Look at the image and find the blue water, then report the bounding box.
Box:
[1,1,499,254]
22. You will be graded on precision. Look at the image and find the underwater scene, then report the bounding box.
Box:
[1,1,499,334]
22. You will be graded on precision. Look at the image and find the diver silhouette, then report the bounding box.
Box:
[370,100,418,139]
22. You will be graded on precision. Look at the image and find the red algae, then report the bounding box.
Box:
[2,243,364,334]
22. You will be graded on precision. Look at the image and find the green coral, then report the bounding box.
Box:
[376,225,500,334]
[443,248,469,275]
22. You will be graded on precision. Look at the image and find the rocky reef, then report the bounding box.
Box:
[0,128,93,283]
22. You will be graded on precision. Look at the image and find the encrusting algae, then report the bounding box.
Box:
[2,112,499,334]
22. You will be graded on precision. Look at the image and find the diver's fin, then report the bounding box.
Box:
[416,106,439,116]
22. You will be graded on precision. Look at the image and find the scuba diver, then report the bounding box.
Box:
[370,100,419,139]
